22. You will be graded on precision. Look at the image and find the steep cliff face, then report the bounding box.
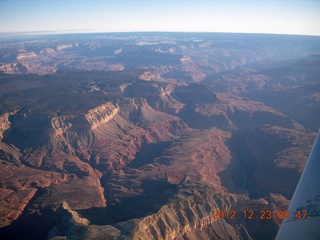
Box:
[49,102,120,157]
[229,126,316,199]
[3,102,119,165]
[4,113,52,151]
[87,102,186,172]
[102,126,232,223]
[0,161,66,227]
[1,34,319,240]
[51,102,119,135]
[85,102,119,130]
[131,183,238,240]
[2,100,185,173]
[124,81,185,114]
[0,113,11,139]
[157,84,185,113]
[118,98,180,127]
[0,112,21,163]
[0,99,187,231]
[179,55,206,82]
[250,127,315,197]
[178,93,303,131]
[0,187,37,228]
[48,181,279,240]
[48,201,120,240]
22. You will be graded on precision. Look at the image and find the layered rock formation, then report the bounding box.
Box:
[0,93,187,234]
[48,180,282,240]
[229,126,316,199]
[0,33,319,240]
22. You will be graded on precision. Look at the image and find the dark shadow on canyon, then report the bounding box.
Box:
[77,178,177,225]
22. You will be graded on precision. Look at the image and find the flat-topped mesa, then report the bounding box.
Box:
[51,102,119,134]
[17,52,37,60]
[85,102,119,130]
[48,103,119,151]
[56,44,73,51]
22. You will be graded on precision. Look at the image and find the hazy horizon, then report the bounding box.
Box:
[1,29,320,37]
[1,0,320,36]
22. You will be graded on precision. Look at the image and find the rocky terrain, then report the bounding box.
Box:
[0,33,319,240]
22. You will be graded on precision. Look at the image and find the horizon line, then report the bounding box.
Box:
[1,30,320,38]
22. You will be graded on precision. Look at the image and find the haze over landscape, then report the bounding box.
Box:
[0,1,319,240]
[1,0,320,36]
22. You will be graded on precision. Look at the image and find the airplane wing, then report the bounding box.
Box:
[275,130,320,240]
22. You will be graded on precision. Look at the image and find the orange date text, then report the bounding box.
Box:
[212,209,308,220]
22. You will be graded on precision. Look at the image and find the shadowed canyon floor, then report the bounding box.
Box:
[0,33,319,240]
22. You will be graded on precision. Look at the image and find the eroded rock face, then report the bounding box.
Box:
[0,81,316,239]
[48,181,281,240]
[0,161,66,227]
[0,113,11,139]
[85,102,119,130]
[229,126,316,199]
[0,74,317,240]
[130,182,238,240]
[48,201,120,240]
[0,98,188,232]
[124,81,186,114]
[176,93,302,131]
[0,33,319,240]
[0,113,21,164]
[0,63,28,74]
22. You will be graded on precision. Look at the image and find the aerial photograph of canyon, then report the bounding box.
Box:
[0,1,319,239]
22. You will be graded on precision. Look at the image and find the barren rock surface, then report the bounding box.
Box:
[0,33,319,240]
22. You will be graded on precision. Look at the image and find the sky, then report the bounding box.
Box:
[0,0,320,36]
